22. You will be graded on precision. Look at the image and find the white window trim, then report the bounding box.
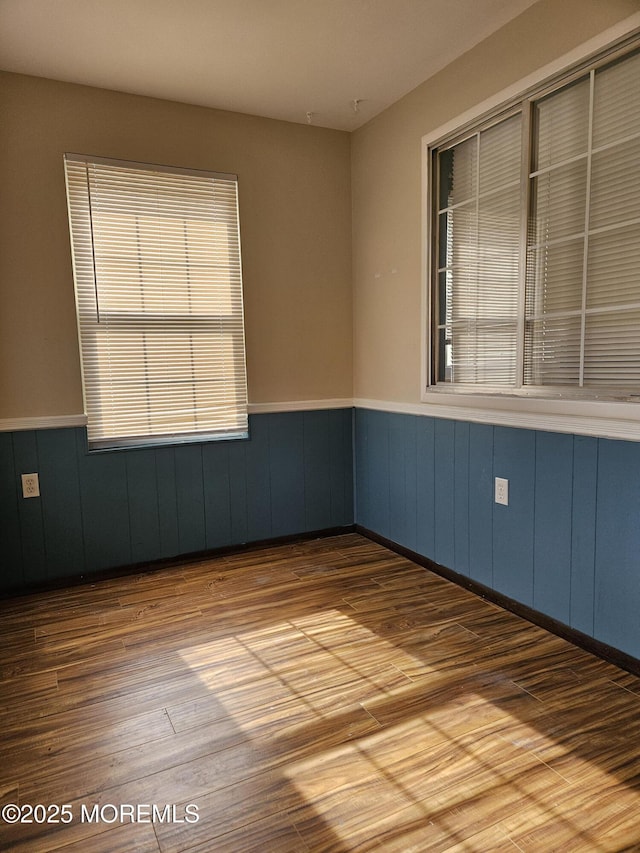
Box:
[421,12,640,441]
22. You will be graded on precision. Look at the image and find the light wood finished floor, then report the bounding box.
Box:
[1,533,640,852]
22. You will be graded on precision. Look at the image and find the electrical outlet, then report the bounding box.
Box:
[495,476,509,506]
[21,473,40,498]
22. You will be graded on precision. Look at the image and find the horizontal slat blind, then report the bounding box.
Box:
[436,114,522,385]
[525,50,640,390]
[65,155,248,448]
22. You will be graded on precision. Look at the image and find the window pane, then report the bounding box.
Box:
[478,188,520,284]
[479,115,522,193]
[450,320,517,385]
[587,223,640,309]
[590,137,640,231]
[593,50,640,148]
[526,239,584,318]
[534,77,590,171]
[531,160,588,244]
[584,309,640,386]
[524,316,581,386]
[439,136,477,209]
[443,204,477,268]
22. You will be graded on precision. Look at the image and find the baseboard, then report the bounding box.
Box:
[3,525,356,599]
[356,524,640,678]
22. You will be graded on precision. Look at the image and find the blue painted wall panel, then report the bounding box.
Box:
[174,444,206,554]
[269,412,306,538]
[594,439,640,659]
[354,408,370,528]
[533,431,573,623]
[570,435,598,636]
[303,410,332,531]
[203,442,232,550]
[367,410,390,539]
[329,408,354,527]
[492,427,535,606]
[402,415,418,552]
[0,432,22,587]
[454,421,470,577]
[415,416,435,559]
[434,419,455,569]
[12,430,46,584]
[0,409,353,593]
[77,437,131,572]
[37,428,85,577]
[245,415,273,542]
[352,407,640,662]
[155,447,180,559]
[468,423,494,588]
[126,449,162,565]
[227,440,249,545]
[389,414,409,548]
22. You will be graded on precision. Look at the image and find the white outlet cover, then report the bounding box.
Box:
[495,476,509,506]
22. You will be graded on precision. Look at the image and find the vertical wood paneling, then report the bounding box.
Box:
[402,415,418,552]
[203,442,232,549]
[329,408,353,526]
[492,427,535,606]
[227,440,249,544]
[533,431,573,623]
[126,449,161,565]
[269,412,305,537]
[354,408,370,528]
[12,430,46,584]
[37,427,85,577]
[454,421,470,577]
[155,447,180,558]
[0,410,354,592]
[368,410,390,539]
[76,433,131,571]
[352,409,640,662]
[302,411,332,531]
[571,435,598,636]
[415,415,435,560]
[468,423,494,588]
[174,445,206,554]
[0,432,22,587]
[245,415,272,542]
[389,414,408,548]
[434,419,455,569]
[594,439,640,659]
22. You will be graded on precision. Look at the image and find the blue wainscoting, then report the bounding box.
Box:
[355,408,640,660]
[0,409,354,593]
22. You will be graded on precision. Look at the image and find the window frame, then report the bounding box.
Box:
[421,18,640,441]
[65,154,249,451]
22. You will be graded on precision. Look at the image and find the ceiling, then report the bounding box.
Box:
[0,0,539,131]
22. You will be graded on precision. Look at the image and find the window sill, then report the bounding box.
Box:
[353,393,640,442]
[419,388,640,441]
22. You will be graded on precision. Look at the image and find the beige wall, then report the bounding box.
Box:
[351,0,640,404]
[0,72,353,419]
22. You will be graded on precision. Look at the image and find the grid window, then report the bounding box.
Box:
[431,44,640,400]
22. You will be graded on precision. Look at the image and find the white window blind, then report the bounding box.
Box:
[525,51,640,390]
[64,155,248,449]
[431,42,640,400]
[435,114,523,385]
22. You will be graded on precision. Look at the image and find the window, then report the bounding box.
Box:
[65,155,248,450]
[429,42,640,402]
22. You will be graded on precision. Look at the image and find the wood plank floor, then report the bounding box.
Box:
[1,533,640,851]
